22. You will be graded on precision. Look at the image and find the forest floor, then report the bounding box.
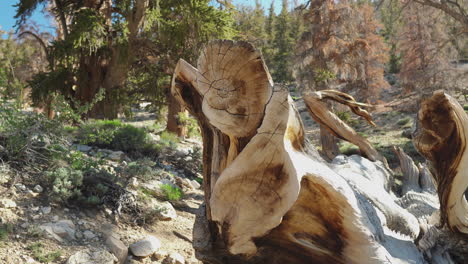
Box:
[0,85,466,264]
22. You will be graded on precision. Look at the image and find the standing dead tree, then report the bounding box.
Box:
[171,40,465,263]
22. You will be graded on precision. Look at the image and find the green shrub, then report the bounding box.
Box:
[67,151,102,171]
[77,119,122,147]
[112,125,148,151]
[177,112,200,138]
[27,242,62,263]
[0,102,67,167]
[0,223,13,241]
[397,117,411,127]
[45,167,83,202]
[159,131,179,149]
[121,159,156,180]
[160,184,182,201]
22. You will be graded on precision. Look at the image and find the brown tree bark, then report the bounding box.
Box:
[166,91,187,137]
[413,90,468,237]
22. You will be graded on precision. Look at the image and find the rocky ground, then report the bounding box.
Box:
[0,124,205,264]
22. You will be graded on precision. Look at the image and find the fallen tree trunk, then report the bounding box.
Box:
[170,40,464,263]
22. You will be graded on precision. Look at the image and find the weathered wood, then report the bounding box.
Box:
[413,90,468,237]
[303,90,386,165]
[393,146,421,195]
[172,40,381,264]
[171,40,465,264]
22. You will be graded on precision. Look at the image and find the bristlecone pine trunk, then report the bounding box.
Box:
[171,40,467,264]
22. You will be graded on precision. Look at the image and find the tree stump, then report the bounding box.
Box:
[171,40,466,263]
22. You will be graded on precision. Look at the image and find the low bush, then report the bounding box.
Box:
[160,184,183,201]
[0,102,68,168]
[159,131,179,149]
[111,125,148,151]
[77,120,123,147]
[45,167,83,202]
[27,242,62,263]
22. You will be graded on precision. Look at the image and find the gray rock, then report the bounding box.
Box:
[75,231,83,239]
[190,180,201,189]
[101,223,120,239]
[75,144,92,152]
[129,236,161,257]
[67,248,117,264]
[40,219,75,242]
[164,252,185,264]
[0,198,16,208]
[154,201,177,221]
[108,151,125,161]
[14,183,27,192]
[128,177,139,188]
[149,134,161,142]
[41,206,51,214]
[33,185,43,193]
[176,147,191,157]
[105,236,128,264]
[83,230,96,240]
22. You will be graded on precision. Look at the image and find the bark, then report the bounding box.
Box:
[413,90,468,237]
[166,91,187,137]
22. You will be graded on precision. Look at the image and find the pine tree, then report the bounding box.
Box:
[295,0,389,101]
[272,0,295,83]
[398,2,463,97]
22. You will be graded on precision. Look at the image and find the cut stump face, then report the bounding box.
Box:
[196,40,274,138]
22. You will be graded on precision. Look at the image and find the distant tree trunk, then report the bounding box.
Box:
[166,91,186,137]
[320,124,340,160]
[75,0,147,119]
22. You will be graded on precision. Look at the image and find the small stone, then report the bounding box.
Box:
[101,223,120,239]
[108,151,125,161]
[33,185,43,193]
[66,248,117,264]
[75,231,83,239]
[105,236,128,264]
[52,215,59,222]
[75,144,92,152]
[129,236,161,257]
[129,177,138,188]
[41,206,51,214]
[155,201,177,221]
[190,180,201,189]
[83,230,96,240]
[40,219,76,242]
[20,222,29,229]
[14,183,27,192]
[164,252,185,264]
[154,250,168,260]
[0,199,16,208]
